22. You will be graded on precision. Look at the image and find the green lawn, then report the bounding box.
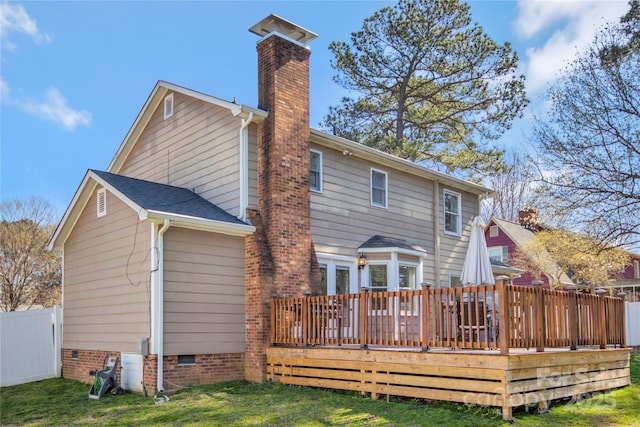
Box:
[1,350,638,426]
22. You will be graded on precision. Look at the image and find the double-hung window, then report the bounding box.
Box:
[443,189,461,236]
[399,265,417,290]
[310,150,322,192]
[488,246,508,263]
[371,168,387,208]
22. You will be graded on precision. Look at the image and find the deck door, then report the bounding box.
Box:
[318,257,357,338]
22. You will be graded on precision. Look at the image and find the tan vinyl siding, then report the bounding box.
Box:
[63,188,151,352]
[118,92,242,216]
[163,228,246,355]
[310,144,436,277]
[310,144,477,287]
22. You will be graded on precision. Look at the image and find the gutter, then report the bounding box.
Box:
[142,210,255,236]
[156,219,170,394]
[238,112,254,221]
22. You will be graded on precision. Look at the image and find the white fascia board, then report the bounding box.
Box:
[48,170,144,252]
[310,128,491,196]
[156,81,267,121]
[142,210,255,237]
[360,247,428,258]
[108,83,167,173]
[49,170,144,252]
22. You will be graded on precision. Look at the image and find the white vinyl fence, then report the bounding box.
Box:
[0,306,62,386]
[626,302,640,347]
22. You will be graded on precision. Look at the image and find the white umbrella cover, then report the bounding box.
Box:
[460,216,495,286]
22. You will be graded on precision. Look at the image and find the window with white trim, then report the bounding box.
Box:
[371,168,388,208]
[443,189,461,236]
[96,188,106,217]
[164,93,174,119]
[634,260,639,279]
[368,263,389,310]
[310,149,322,192]
[489,225,499,238]
[488,246,508,263]
[319,263,328,295]
[368,263,388,292]
[399,264,417,290]
[450,274,462,288]
[317,256,357,296]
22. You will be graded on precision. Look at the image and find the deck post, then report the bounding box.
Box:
[501,405,513,422]
[421,285,430,351]
[302,297,309,347]
[359,289,368,349]
[596,288,607,349]
[617,292,626,348]
[532,280,545,352]
[567,285,578,350]
[497,279,509,355]
[270,297,276,345]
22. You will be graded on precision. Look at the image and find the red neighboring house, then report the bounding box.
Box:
[486,210,640,299]
[609,251,640,301]
[485,210,573,288]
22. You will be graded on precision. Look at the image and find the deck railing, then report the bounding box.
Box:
[270,283,626,353]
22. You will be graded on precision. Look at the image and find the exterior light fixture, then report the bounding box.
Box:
[358,253,367,270]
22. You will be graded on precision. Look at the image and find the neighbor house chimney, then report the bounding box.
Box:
[519,208,543,232]
[244,15,318,382]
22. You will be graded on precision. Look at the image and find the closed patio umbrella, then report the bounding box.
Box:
[461,216,495,286]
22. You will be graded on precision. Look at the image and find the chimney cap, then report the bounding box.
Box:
[249,14,318,45]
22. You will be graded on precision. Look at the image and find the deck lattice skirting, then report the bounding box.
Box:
[266,347,630,421]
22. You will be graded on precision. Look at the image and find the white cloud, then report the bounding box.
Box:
[21,87,92,131]
[514,0,629,94]
[0,2,52,47]
[0,5,87,132]
[2,80,91,131]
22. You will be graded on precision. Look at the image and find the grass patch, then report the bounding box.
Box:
[2,351,638,426]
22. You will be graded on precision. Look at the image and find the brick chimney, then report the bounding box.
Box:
[244,15,318,382]
[518,208,543,232]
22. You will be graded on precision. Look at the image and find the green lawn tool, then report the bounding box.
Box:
[88,356,119,399]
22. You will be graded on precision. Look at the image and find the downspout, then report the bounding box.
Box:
[156,219,170,393]
[238,112,254,221]
[433,181,441,287]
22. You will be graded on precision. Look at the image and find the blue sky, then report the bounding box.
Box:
[0,0,631,219]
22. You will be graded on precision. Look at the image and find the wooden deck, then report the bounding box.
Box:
[266,346,631,421]
[268,284,630,420]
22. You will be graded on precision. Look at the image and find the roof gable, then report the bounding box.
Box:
[107,80,267,175]
[91,170,246,225]
[48,170,255,251]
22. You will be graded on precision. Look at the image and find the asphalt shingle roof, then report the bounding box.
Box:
[359,235,426,254]
[92,170,247,225]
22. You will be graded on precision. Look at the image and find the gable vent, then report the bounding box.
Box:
[489,225,498,237]
[97,188,106,217]
[164,93,174,119]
